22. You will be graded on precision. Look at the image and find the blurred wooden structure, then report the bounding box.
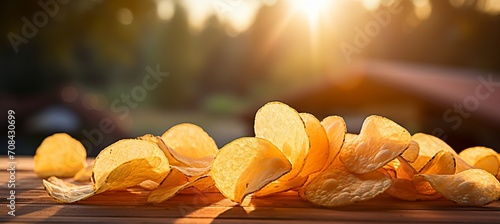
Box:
[245,60,500,153]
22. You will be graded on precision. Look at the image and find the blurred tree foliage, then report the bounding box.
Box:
[1,0,499,110]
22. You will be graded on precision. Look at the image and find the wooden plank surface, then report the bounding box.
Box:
[2,157,500,223]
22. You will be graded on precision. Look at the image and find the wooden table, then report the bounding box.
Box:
[2,157,500,223]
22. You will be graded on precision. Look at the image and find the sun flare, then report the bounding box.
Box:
[291,0,330,25]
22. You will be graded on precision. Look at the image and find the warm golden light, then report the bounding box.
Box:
[291,0,329,25]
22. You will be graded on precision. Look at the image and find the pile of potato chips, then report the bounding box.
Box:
[36,101,500,207]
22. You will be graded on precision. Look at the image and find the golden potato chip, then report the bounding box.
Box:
[384,157,442,201]
[43,176,95,203]
[401,140,419,163]
[459,146,499,176]
[320,116,346,169]
[339,115,411,174]
[137,134,183,166]
[254,113,330,197]
[410,133,471,172]
[413,150,456,195]
[304,159,391,207]
[298,113,329,178]
[92,139,170,193]
[34,133,87,178]
[414,169,500,206]
[161,123,218,169]
[254,102,309,181]
[211,137,292,203]
[44,139,171,203]
[385,178,442,201]
[147,168,188,203]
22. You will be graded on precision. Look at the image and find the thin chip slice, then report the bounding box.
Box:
[92,139,170,193]
[340,115,411,174]
[211,137,292,203]
[147,168,188,203]
[413,150,456,195]
[320,116,347,170]
[385,178,442,201]
[137,134,183,166]
[254,102,310,180]
[98,157,166,193]
[34,133,87,178]
[298,113,329,179]
[383,157,441,201]
[415,169,500,206]
[401,141,419,163]
[161,123,218,169]
[43,177,95,203]
[304,159,392,207]
[410,133,472,172]
[254,113,329,197]
[459,146,499,176]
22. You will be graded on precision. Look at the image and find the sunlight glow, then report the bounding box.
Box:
[292,0,329,25]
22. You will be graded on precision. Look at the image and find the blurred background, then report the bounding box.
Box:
[1,0,500,156]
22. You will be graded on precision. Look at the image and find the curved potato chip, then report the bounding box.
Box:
[254,102,310,180]
[385,178,442,201]
[383,157,441,201]
[211,137,292,203]
[415,169,500,206]
[459,146,499,176]
[147,168,188,203]
[161,123,218,168]
[401,140,419,163]
[44,139,171,203]
[304,159,391,207]
[92,139,170,192]
[413,150,456,195]
[298,113,329,178]
[254,113,329,197]
[340,115,411,174]
[411,133,472,172]
[137,134,183,166]
[42,177,95,203]
[34,133,87,178]
[320,116,347,170]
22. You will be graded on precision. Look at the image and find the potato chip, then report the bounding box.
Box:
[92,140,170,192]
[44,139,171,203]
[254,102,309,181]
[304,159,391,207]
[43,176,95,203]
[410,133,472,172]
[385,178,442,201]
[413,150,456,195]
[384,157,442,201]
[340,115,411,174]
[401,140,419,163]
[459,146,499,176]
[298,113,329,179]
[137,134,183,166]
[147,168,188,203]
[320,115,347,170]
[161,123,218,169]
[34,133,87,178]
[211,137,291,203]
[254,113,329,197]
[414,169,500,206]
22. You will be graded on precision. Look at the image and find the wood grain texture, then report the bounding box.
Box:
[2,156,500,223]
